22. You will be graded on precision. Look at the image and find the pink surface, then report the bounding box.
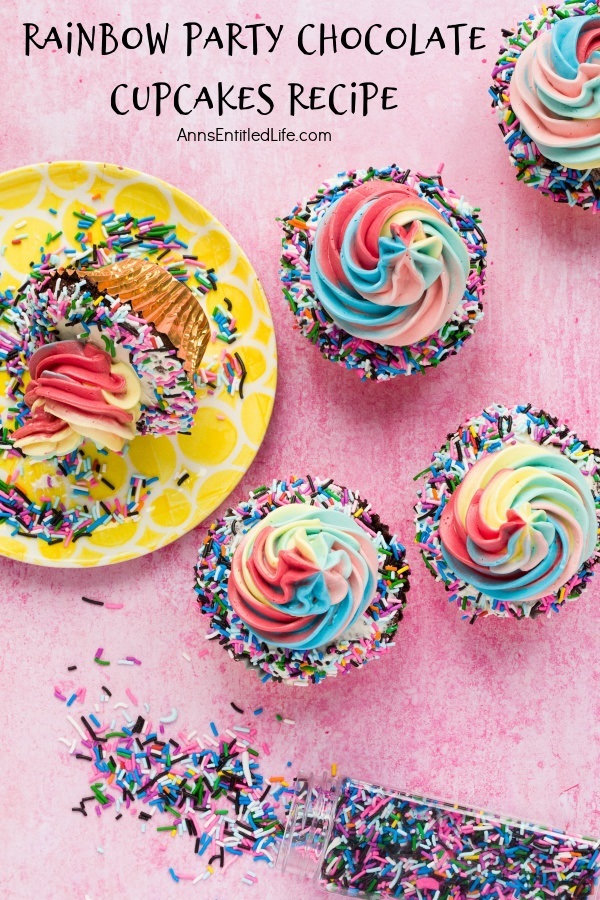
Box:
[1,0,600,897]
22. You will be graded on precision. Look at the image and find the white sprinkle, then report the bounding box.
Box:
[58,737,71,748]
[159,707,178,724]
[241,750,252,787]
[14,219,27,229]
[97,847,104,854]
[182,651,191,661]
[283,719,295,726]
[192,874,203,885]
[186,730,198,741]
[144,702,150,713]
[70,739,77,755]
[67,715,86,739]
[117,659,134,665]
[113,702,128,710]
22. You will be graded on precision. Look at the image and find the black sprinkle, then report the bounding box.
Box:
[81,596,104,607]
[177,472,190,486]
[67,665,77,672]
[234,352,247,400]
[224,296,233,311]
[101,685,112,697]
[101,477,115,490]
[230,702,244,714]
[76,753,92,761]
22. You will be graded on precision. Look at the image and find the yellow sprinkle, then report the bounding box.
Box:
[331,763,337,777]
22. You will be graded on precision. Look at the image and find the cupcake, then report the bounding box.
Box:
[415,403,600,621]
[491,4,600,209]
[9,259,209,458]
[280,165,487,381]
[194,476,409,684]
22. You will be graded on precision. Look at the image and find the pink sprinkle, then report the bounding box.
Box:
[125,688,138,707]
[54,689,66,701]
[95,805,102,817]
[416,878,441,890]
[78,688,86,704]
[105,603,124,610]
[126,656,141,665]
[198,649,209,658]
[261,742,270,756]
[95,648,103,659]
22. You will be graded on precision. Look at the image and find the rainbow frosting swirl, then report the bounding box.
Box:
[228,504,379,650]
[11,340,141,457]
[439,444,597,605]
[309,180,470,347]
[510,15,600,168]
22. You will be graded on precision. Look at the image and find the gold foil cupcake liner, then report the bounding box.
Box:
[79,258,210,376]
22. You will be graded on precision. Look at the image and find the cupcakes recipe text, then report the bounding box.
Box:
[22,20,486,118]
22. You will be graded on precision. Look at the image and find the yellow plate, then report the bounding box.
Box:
[0,161,277,567]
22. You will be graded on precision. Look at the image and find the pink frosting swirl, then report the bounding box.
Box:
[12,341,141,456]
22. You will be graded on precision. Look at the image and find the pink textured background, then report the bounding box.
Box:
[1,1,599,897]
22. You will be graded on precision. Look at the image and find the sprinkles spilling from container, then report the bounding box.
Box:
[318,778,600,898]
[55,680,287,884]
[414,403,600,621]
[194,476,409,685]
[490,1,600,210]
[279,165,487,381]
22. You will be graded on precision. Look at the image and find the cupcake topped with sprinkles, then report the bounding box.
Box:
[280,165,486,381]
[7,258,209,459]
[491,2,600,209]
[415,403,600,621]
[195,476,409,685]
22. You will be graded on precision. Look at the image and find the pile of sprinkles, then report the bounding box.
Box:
[317,778,600,897]
[490,0,600,211]
[55,678,288,886]
[0,202,249,544]
[0,451,157,544]
[194,476,409,685]
[279,165,487,381]
[414,403,600,621]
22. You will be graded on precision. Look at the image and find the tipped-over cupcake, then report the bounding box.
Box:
[415,403,600,621]
[280,165,486,381]
[10,259,209,458]
[492,5,600,209]
[195,476,409,684]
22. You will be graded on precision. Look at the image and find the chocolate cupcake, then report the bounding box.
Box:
[415,403,600,621]
[9,259,209,458]
[491,3,600,209]
[280,165,486,381]
[195,476,409,685]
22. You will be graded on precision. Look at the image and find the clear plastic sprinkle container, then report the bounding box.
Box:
[279,773,600,898]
